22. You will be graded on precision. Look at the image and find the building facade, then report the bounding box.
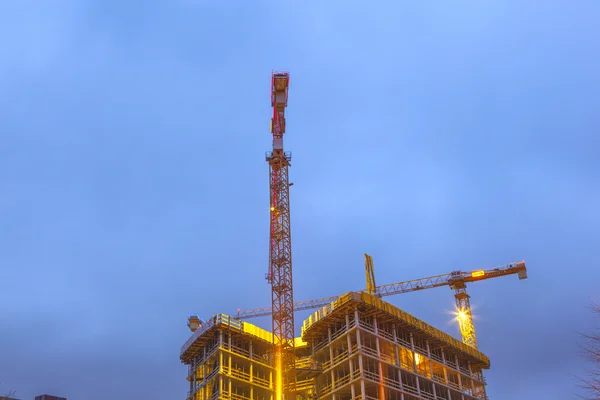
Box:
[181,292,490,400]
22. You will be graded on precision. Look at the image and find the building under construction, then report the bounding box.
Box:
[180,292,490,400]
[180,71,526,400]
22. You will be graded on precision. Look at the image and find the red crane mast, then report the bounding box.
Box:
[266,71,295,400]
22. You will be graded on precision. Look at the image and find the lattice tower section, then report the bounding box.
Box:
[453,284,487,399]
[266,71,296,400]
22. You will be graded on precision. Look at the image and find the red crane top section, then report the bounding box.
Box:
[271,72,290,149]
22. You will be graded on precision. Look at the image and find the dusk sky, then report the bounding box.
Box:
[1,1,599,399]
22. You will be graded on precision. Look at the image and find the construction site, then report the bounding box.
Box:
[179,72,528,400]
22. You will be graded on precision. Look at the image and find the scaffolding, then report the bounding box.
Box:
[181,293,490,400]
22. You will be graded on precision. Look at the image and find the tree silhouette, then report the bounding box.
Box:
[0,382,17,400]
[577,302,600,399]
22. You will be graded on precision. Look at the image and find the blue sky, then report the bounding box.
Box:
[1,0,599,399]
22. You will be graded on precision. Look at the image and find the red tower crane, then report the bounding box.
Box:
[266,71,295,400]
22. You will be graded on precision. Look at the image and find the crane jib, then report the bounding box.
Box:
[238,261,527,320]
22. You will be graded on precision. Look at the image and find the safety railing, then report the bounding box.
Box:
[397,337,411,349]
[382,376,402,391]
[332,372,352,390]
[223,343,250,358]
[414,345,428,357]
[332,350,350,368]
[430,352,444,364]
[448,380,460,390]
[378,329,395,342]
[331,325,349,341]
[362,370,379,383]
[313,338,328,353]
[219,391,253,400]
[320,382,333,396]
[402,384,420,396]
[432,373,446,384]
[380,351,396,366]
[421,391,436,400]
[360,346,379,359]
[459,365,471,375]
[358,320,376,333]
[253,375,270,388]
[295,358,311,369]
[296,378,314,391]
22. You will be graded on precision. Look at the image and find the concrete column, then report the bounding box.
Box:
[350,383,356,399]
[228,333,232,375]
[441,349,447,368]
[397,367,404,391]
[228,354,232,390]
[410,333,417,374]
[468,362,476,393]
[374,316,384,394]
[360,379,366,400]
[347,332,355,379]
[455,355,462,391]
[392,326,400,367]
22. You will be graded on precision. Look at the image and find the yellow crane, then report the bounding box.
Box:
[236,258,527,349]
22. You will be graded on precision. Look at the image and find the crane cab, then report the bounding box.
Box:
[271,72,289,112]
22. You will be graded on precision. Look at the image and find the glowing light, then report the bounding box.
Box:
[270,206,276,212]
[471,270,485,278]
[275,349,282,400]
[414,353,421,364]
